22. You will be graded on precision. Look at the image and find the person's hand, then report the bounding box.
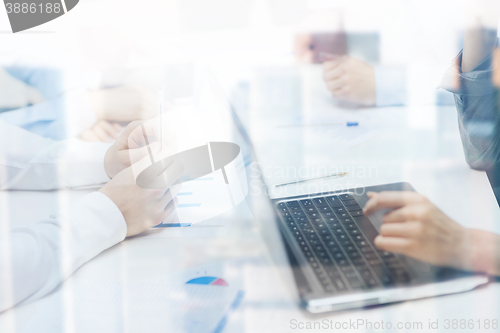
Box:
[80,120,123,143]
[322,55,376,106]
[294,33,314,63]
[90,86,158,122]
[104,120,161,179]
[99,166,180,237]
[363,191,470,268]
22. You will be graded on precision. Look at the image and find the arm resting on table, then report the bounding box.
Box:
[0,192,126,313]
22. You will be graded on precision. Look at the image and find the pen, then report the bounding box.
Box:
[277,122,358,129]
[158,84,164,149]
[274,172,348,187]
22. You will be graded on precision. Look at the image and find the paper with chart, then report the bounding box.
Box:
[6,257,288,333]
[67,282,243,333]
[155,148,248,226]
[129,74,253,237]
[23,265,246,333]
[139,172,253,239]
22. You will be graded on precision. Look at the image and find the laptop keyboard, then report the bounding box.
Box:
[276,193,411,294]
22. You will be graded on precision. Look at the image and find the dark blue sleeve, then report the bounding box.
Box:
[442,50,500,170]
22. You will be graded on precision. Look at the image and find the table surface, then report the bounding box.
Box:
[1,65,500,333]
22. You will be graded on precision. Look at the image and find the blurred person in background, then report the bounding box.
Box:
[295,0,463,107]
[0,65,158,143]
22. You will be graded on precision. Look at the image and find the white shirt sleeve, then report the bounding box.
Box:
[0,119,111,190]
[0,191,127,313]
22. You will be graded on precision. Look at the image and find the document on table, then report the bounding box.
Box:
[66,282,244,333]
[137,196,253,239]
[15,262,248,333]
[140,256,291,332]
[270,120,377,157]
[156,170,239,226]
[298,122,378,153]
[3,256,290,333]
[138,153,253,239]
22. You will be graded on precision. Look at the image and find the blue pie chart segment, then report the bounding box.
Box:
[186,276,229,286]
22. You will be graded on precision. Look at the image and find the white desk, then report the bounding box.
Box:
[1,66,500,333]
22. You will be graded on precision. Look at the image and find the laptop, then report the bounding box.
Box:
[209,69,490,313]
[242,162,490,313]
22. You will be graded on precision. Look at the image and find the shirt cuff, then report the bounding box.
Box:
[440,50,497,96]
[374,66,407,106]
[56,192,127,265]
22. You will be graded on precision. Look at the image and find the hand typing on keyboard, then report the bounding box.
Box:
[363,191,500,276]
[278,194,410,293]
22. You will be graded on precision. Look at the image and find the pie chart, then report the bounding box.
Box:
[186,276,229,287]
[4,0,80,33]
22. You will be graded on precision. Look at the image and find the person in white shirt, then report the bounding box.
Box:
[0,120,180,313]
